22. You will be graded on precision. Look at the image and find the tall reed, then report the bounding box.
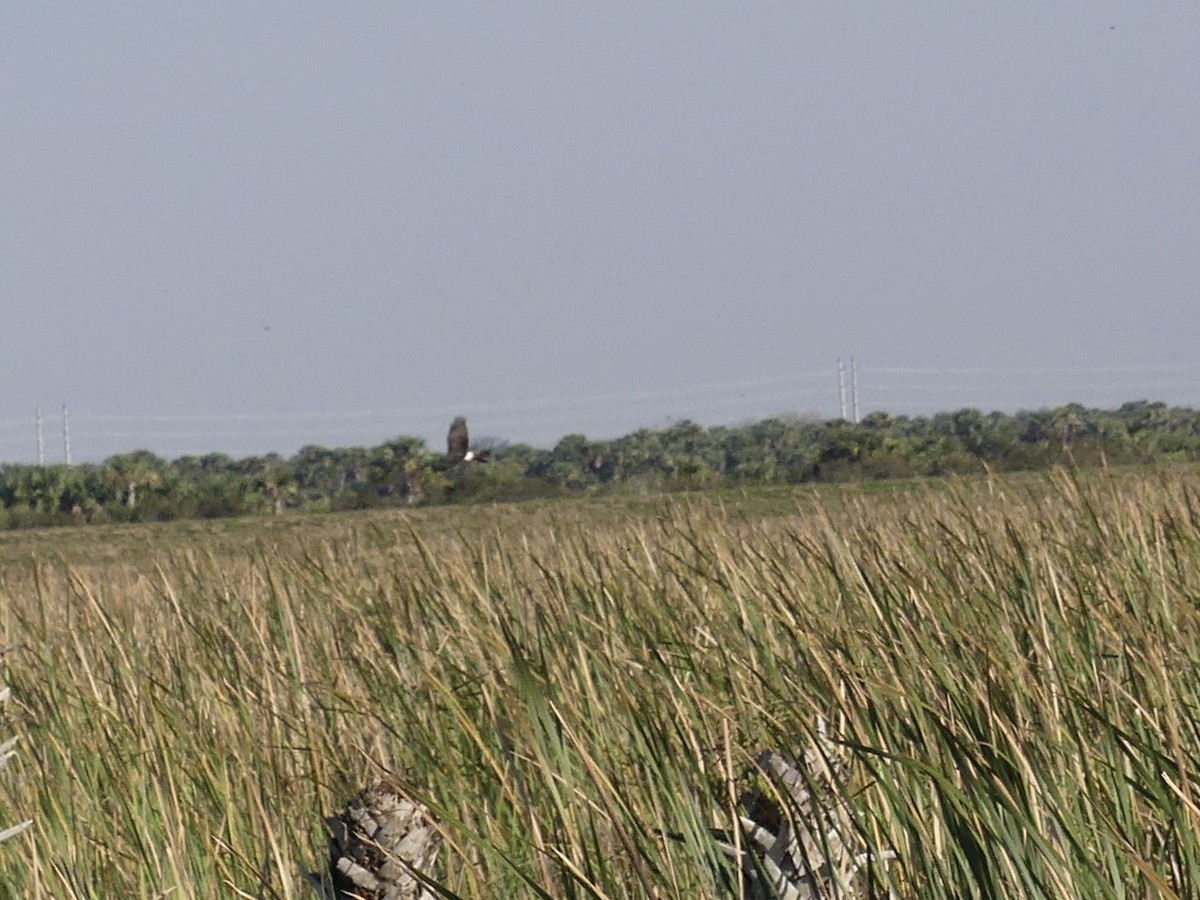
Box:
[0,468,1196,897]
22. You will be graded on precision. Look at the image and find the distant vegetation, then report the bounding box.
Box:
[2,399,1200,528]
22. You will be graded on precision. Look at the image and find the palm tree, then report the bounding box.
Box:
[104,451,166,509]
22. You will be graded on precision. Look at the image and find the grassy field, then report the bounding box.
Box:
[1,467,1199,897]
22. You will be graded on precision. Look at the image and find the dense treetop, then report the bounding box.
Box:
[1,401,1198,529]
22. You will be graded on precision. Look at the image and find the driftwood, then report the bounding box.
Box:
[715,721,895,899]
[0,650,32,845]
[307,779,441,900]
[307,720,893,899]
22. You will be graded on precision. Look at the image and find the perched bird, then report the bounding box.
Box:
[437,416,490,470]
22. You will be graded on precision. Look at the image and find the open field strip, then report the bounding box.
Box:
[0,469,1198,897]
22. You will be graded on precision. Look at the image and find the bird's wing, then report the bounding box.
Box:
[446,417,469,462]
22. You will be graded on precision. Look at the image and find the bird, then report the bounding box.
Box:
[437,416,490,470]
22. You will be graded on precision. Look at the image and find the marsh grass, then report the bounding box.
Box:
[0,469,1198,896]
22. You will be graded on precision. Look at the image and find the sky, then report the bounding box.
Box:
[2,4,1198,463]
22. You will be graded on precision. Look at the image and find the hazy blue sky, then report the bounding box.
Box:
[2,4,1198,462]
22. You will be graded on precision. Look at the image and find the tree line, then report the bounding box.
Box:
[1,400,1198,529]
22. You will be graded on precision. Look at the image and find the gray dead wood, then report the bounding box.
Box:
[0,655,32,845]
[716,721,895,899]
[307,780,441,900]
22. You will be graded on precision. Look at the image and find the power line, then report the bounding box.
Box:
[7,362,1200,463]
[865,362,1200,376]
[68,371,837,426]
[45,363,1200,431]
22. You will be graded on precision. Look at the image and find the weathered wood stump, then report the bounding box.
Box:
[715,722,895,899]
[308,779,441,900]
[0,651,32,845]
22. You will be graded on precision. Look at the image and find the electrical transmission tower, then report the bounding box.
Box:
[62,402,72,465]
[851,357,860,423]
[837,358,847,420]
